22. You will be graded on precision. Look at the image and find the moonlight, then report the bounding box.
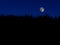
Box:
[40,7,45,13]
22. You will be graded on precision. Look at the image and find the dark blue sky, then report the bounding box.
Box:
[0,0,60,17]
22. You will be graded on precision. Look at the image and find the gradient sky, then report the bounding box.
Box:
[0,0,60,17]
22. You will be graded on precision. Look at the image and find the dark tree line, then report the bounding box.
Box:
[0,14,60,32]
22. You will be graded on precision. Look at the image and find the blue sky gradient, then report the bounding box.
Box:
[0,0,60,17]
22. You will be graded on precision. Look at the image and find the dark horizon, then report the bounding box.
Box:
[0,14,60,32]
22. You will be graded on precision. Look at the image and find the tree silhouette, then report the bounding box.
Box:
[0,14,60,32]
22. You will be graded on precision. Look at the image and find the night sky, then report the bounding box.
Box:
[0,0,60,17]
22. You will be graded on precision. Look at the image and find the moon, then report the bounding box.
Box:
[40,7,45,13]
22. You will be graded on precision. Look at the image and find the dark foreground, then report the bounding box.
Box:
[0,15,60,32]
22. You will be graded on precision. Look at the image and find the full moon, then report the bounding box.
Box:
[40,7,45,13]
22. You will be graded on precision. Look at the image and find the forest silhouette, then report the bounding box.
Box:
[0,14,60,32]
